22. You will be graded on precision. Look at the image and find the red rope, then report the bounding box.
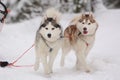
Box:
[9,44,35,67]
[9,64,34,67]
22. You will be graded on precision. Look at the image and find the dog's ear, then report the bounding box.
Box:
[54,12,62,23]
[96,22,99,30]
[81,12,86,18]
[41,15,47,24]
[81,14,84,18]
[43,15,47,21]
[89,12,95,19]
[70,14,82,25]
[54,16,57,21]
[89,12,96,23]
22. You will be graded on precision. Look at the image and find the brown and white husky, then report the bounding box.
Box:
[61,13,98,72]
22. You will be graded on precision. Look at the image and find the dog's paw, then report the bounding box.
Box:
[76,65,92,73]
[75,62,81,70]
[47,68,53,74]
[34,64,39,71]
[85,69,91,73]
[60,61,64,67]
[49,70,53,74]
[76,66,81,70]
[84,67,92,73]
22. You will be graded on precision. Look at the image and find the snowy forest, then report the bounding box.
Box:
[1,0,120,23]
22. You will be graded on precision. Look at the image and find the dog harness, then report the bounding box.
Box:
[40,34,53,52]
[40,34,63,52]
[77,32,89,46]
[78,23,98,47]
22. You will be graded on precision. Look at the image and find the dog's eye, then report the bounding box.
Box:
[82,22,85,24]
[52,28,55,30]
[88,23,91,25]
[45,28,48,30]
[79,19,82,22]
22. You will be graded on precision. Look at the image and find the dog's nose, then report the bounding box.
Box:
[47,33,51,38]
[83,27,87,31]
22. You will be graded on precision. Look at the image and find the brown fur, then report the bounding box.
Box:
[79,14,95,23]
[64,25,80,44]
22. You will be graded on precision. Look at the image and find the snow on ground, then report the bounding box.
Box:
[0,9,120,80]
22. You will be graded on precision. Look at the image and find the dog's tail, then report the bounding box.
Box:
[44,8,61,22]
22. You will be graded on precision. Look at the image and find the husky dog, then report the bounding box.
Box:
[61,13,98,72]
[34,8,63,74]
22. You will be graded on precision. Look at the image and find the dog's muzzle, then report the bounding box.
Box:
[47,33,51,38]
[83,27,88,34]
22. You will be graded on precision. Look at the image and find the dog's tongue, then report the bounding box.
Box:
[83,31,88,34]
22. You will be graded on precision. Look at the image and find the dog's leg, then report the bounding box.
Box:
[85,44,93,57]
[61,39,71,67]
[41,56,49,74]
[76,55,81,70]
[74,41,91,72]
[34,56,40,71]
[48,49,58,73]
[34,47,40,71]
[77,52,91,72]
[61,47,70,67]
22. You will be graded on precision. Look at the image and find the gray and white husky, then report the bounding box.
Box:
[34,8,63,74]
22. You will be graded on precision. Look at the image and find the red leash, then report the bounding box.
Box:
[8,44,35,67]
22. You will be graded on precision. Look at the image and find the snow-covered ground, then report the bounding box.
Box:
[0,9,120,80]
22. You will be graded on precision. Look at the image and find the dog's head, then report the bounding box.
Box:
[39,17,62,42]
[76,13,98,36]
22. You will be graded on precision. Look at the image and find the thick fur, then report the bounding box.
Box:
[61,13,98,72]
[34,8,62,74]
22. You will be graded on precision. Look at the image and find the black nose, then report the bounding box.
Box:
[47,33,51,38]
[83,27,87,31]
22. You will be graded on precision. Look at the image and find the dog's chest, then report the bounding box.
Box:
[46,39,61,49]
[80,35,95,45]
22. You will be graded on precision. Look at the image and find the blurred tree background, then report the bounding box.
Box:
[1,0,120,23]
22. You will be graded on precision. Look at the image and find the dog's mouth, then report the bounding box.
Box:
[83,31,88,34]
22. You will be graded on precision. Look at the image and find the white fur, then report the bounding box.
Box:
[39,22,62,42]
[34,8,62,74]
[34,37,62,74]
[43,8,61,23]
[77,19,97,36]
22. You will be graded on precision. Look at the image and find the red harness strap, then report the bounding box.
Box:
[86,42,89,46]
[9,64,34,67]
[8,44,35,67]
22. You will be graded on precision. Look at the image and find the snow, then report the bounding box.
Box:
[0,9,120,80]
